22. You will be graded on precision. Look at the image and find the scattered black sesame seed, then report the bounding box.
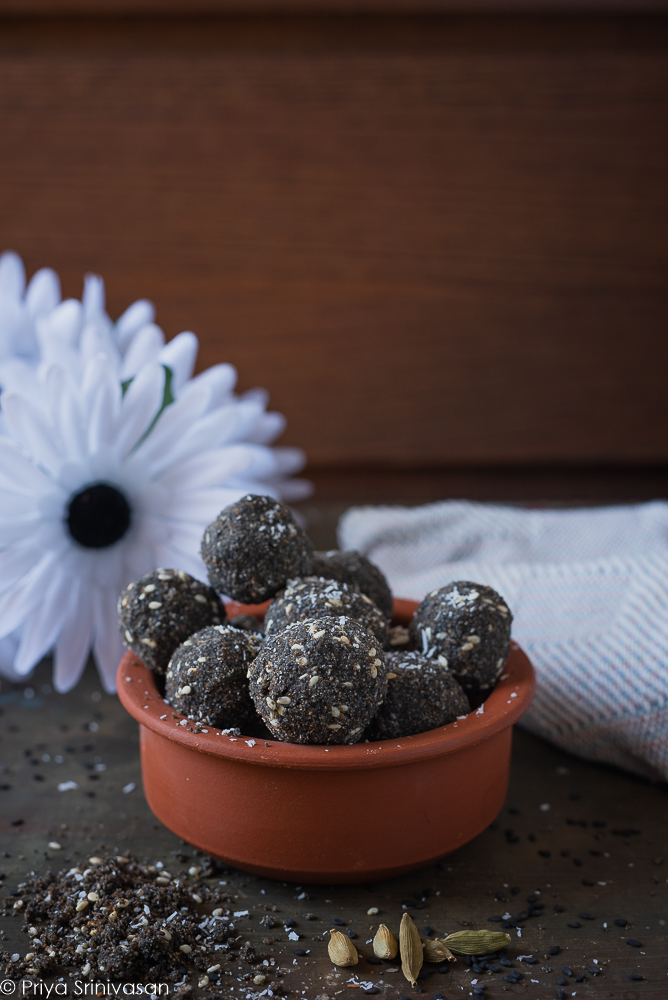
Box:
[498,958,513,967]
[587,966,599,975]
[10,819,24,826]
[331,917,346,925]
[592,820,606,828]
[574,974,586,982]
[292,948,308,956]
[580,912,595,919]
[612,828,641,837]
[549,946,561,955]
[423,926,433,935]
[615,918,629,927]
[284,918,297,927]
[511,886,520,895]
[558,991,567,999]
[346,929,357,939]
[539,850,551,858]
[363,989,380,995]
[629,974,644,981]
[557,976,566,985]
[573,858,583,866]
[562,967,573,976]
[567,921,581,929]
[437,963,450,974]
[521,957,538,965]
[488,915,502,922]
[554,903,564,912]
[582,879,595,887]
[366,957,382,965]
[626,939,642,948]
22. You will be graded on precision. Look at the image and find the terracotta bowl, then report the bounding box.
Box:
[117,598,535,884]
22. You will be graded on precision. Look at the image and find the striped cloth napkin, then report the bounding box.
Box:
[338,500,668,782]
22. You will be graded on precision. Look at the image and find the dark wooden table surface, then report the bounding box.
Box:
[1,502,666,1000]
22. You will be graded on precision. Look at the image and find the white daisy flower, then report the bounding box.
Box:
[0,355,308,693]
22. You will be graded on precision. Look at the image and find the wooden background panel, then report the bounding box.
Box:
[0,15,667,467]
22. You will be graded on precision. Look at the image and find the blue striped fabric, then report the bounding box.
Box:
[339,500,668,782]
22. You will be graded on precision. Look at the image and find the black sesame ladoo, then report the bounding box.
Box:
[118,569,225,676]
[201,494,313,603]
[409,581,512,696]
[165,625,263,731]
[365,650,470,740]
[248,616,387,744]
[311,549,393,620]
[264,577,389,646]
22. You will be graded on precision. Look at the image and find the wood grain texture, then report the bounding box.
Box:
[1,14,667,466]
[2,0,667,13]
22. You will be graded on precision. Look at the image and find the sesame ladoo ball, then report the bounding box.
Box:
[165,625,263,731]
[229,614,265,635]
[365,650,470,741]
[248,616,388,744]
[311,550,393,620]
[118,569,226,676]
[201,494,314,603]
[264,577,389,646]
[409,581,512,696]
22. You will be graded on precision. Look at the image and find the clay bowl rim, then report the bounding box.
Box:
[117,597,535,772]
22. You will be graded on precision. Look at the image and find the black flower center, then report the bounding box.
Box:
[66,483,132,549]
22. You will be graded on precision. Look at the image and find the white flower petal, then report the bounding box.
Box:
[115,362,164,456]
[36,299,82,349]
[92,586,126,693]
[46,366,88,464]
[0,547,66,639]
[26,267,61,319]
[271,446,307,476]
[0,359,45,408]
[83,357,122,453]
[271,476,312,502]
[130,383,213,471]
[82,273,106,324]
[80,321,120,370]
[120,323,165,381]
[243,410,286,445]
[156,446,252,490]
[13,564,71,676]
[0,250,25,297]
[0,514,41,547]
[116,299,155,352]
[53,578,93,693]
[0,539,44,594]
[187,363,237,409]
[0,628,22,682]
[0,438,54,494]
[159,331,198,392]
[1,392,64,474]
[163,488,248,523]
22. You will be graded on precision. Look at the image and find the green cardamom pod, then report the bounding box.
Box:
[442,930,512,955]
